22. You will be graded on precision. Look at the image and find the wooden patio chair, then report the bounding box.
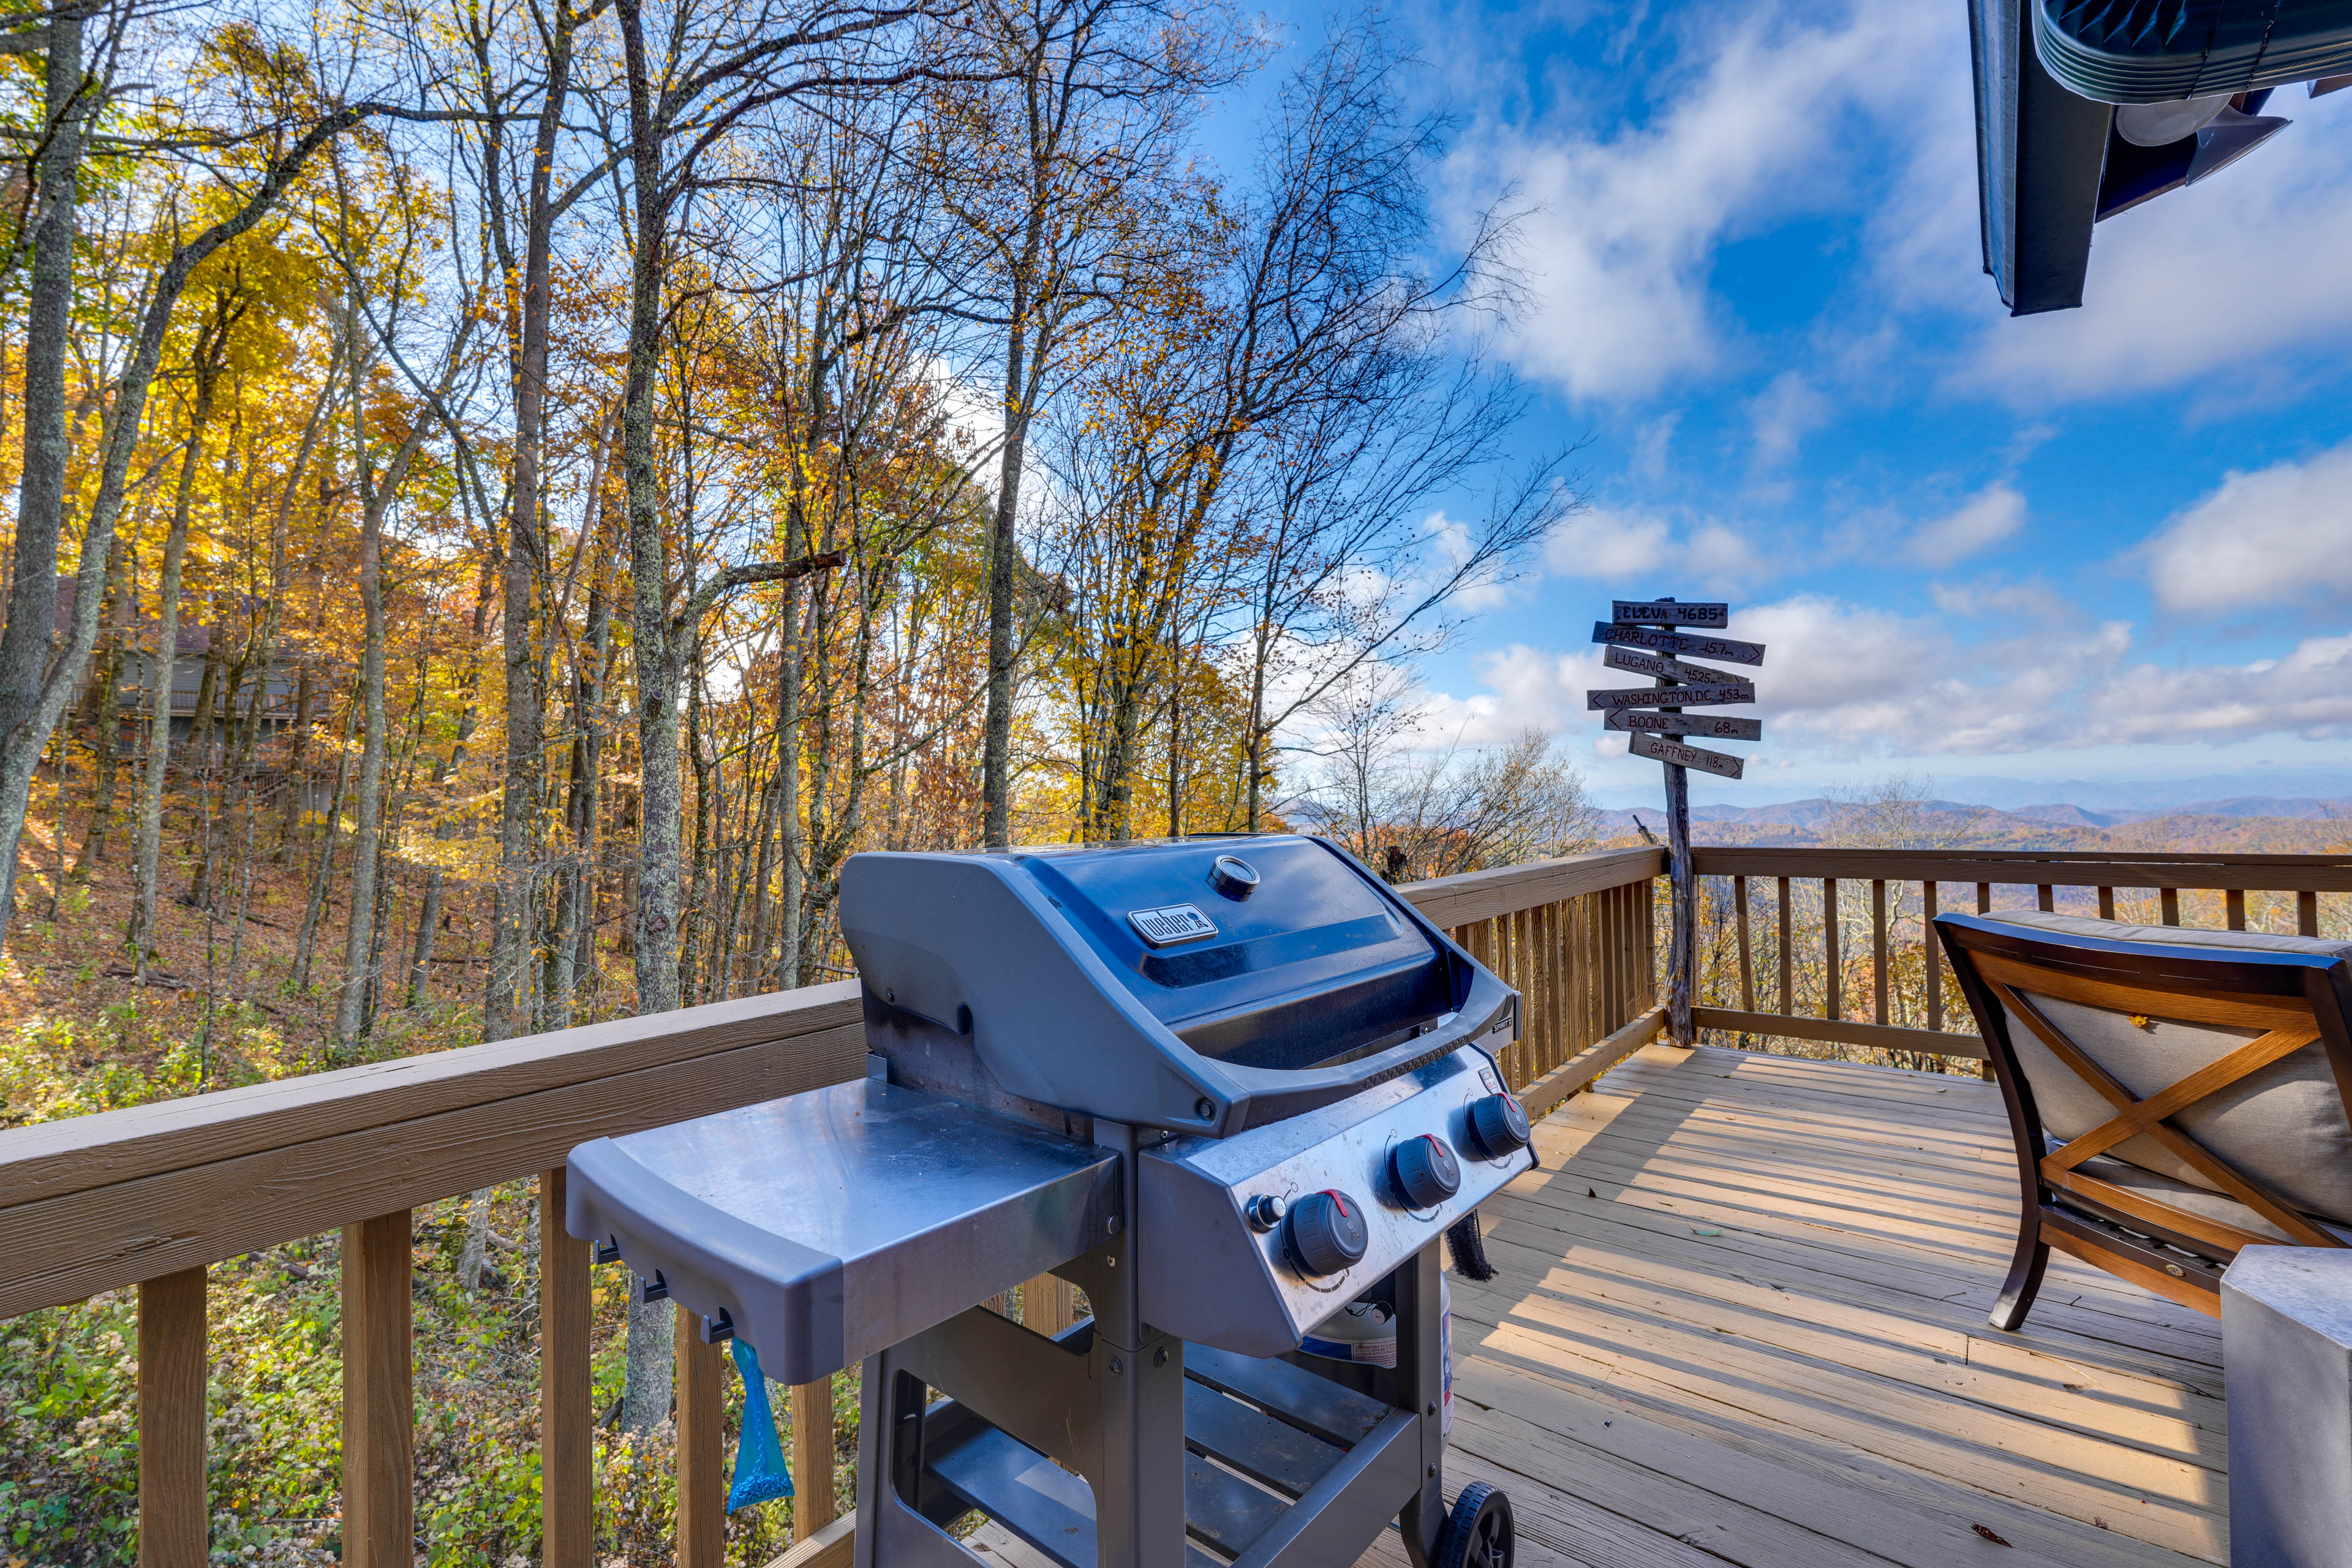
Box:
[1934,911,2352,1330]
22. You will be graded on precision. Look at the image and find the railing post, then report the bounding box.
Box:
[1823,878,1840,1022]
[1733,876,1755,1015]
[676,1305,725,1568]
[541,1168,593,1568]
[341,1210,414,1568]
[1922,882,1942,1035]
[138,1267,206,1568]
[2227,889,2247,930]
[2301,891,2321,938]
[792,1378,839,1543]
[1871,880,1889,1026]
[1776,876,1792,1016]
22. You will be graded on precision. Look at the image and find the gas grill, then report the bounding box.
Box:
[567,834,1534,1567]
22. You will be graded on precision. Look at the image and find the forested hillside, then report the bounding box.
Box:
[0,1,1590,1560]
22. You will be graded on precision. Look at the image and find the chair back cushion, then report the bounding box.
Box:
[1984,911,2352,1227]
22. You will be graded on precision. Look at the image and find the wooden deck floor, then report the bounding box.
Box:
[973,1042,2226,1568]
[1392,1042,2228,1568]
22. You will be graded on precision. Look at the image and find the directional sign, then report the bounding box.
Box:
[1586,682,1755,711]
[1632,731,1744,778]
[1592,622,1765,667]
[1605,709,1762,741]
[1612,600,1729,628]
[1603,645,1741,686]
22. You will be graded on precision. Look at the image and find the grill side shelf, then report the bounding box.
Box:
[1184,1343,1388,1449]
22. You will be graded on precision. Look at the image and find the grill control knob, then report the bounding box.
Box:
[1208,854,1260,900]
[1389,1134,1461,1208]
[1285,1190,1368,1276]
[1466,1093,1531,1159]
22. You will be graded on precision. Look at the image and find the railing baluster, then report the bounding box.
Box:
[2301,891,2321,938]
[2162,888,2180,925]
[793,1377,839,1544]
[1534,901,1553,1072]
[342,1210,414,1568]
[1923,883,1942,1034]
[1823,878,1840,1022]
[2098,886,2115,921]
[676,1305,725,1568]
[138,1267,206,1568]
[1510,905,1533,1084]
[1776,876,1792,1016]
[2226,889,2247,930]
[1976,882,1990,914]
[541,1169,593,1568]
[1734,876,1755,1014]
[1637,880,1659,1014]
[1871,880,1889,1026]
[1577,889,1597,1053]
[2037,884,2054,913]
[1023,1273,1075,1335]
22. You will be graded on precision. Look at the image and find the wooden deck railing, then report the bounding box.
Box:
[0,844,1664,1568]
[1686,847,2352,1062]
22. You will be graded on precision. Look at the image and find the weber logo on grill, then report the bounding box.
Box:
[1127,903,1218,946]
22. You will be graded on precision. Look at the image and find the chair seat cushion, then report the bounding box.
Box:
[2051,1147,2352,1248]
[1983,910,2352,962]
[1983,911,2352,1227]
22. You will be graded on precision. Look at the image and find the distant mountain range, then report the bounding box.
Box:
[1595,795,2350,850]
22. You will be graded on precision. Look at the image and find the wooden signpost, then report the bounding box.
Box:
[1588,598,1765,1046]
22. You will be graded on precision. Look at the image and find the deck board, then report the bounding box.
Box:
[1430,1043,2225,1567]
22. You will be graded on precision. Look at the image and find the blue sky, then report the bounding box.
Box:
[1256,0,2352,808]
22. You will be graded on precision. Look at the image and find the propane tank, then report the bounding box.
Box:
[1300,1274,1454,1436]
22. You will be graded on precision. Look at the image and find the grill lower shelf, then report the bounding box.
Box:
[922,1348,1379,1567]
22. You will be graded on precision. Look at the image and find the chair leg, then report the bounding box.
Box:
[1988,1212,2050,1333]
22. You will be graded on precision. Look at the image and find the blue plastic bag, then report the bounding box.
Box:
[728,1338,794,1513]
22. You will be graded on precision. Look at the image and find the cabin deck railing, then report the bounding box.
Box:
[0,845,1664,1568]
[1686,846,2352,1064]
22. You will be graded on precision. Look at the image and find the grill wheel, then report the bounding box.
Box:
[1438,1480,1515,1568]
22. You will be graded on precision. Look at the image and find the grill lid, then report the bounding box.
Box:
[838,835,1517,1136]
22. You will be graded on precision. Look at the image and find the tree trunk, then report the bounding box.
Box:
[0,7,88,763]
[72,543,134,876]
[130,394,210,971]
[292,689,359,993]
[486,0,583,1043]
[979,296,1030,849]
[331,503,384,1043]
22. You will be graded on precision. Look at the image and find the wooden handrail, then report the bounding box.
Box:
[1687,846,2347,1063]
[1693,846,2352,891]
[1398,845,1664,926]
[0,846,1667,1568]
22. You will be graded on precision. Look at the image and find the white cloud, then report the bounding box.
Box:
[1542,508,1773,592]
[1964,90,2352,399]
[1449,4,1944,401]
[1748,371,1830,467]
[1544,508,1670,579]
[2144,440,2352,616]
[1909,483,2027,568]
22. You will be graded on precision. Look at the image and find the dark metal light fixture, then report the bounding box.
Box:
[1968,0,2352,315]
